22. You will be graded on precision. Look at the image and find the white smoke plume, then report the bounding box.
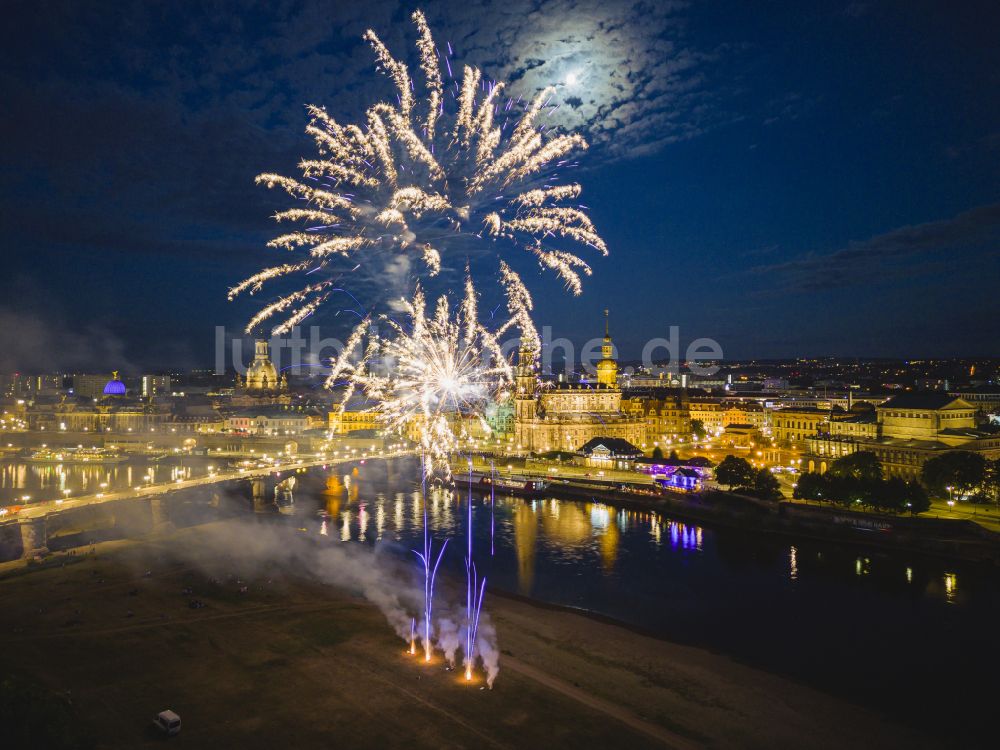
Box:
[435,614,462,667]
[148,520,501,682]
[475,615,501,688]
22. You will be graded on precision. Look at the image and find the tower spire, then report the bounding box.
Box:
[604,308,609,337]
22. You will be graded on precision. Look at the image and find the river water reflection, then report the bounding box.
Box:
[303,462,997,742]
[0,456,221,504]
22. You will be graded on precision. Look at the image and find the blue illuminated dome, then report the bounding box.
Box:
[103,371,126,396]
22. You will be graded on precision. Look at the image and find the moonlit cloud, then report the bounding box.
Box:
[90,0,721,162]
[414,0,722,157]
[754,201,1000,291]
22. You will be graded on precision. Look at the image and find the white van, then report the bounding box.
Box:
[153,710,182,736]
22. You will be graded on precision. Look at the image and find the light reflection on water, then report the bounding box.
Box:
[302,464,993,741]
[315,481,711,600]
[303,466,984,638]
[0,457,215,503]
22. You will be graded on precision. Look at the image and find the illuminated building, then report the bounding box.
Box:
[0,373,64,398]
[635,395,691,446]
[513,316,646,453]
[687,400,726,435]
[329,403,379,434]
[948,387,1000,420]
[828,410,880,440]
[577,437,643,469]
[226,407,310,436]
[876,393,976,441]
[141,375,171,397]
[484,400,515,438]
[723,403,769,431]
[772,407,830,448]
[103,371,126,397]
[805,393,1000,478]
[239,340,288,393]
[595,309,617,387]
[72,373,121,398]
[720,423,762,448]
[40,397,165,433]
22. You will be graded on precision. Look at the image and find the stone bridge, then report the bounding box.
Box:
[1,450,417,560]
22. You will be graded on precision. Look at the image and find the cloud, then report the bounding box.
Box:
[418,0,725,158]
[0,0,733,367]
[0,0,724,270]
[753,201,1000,291]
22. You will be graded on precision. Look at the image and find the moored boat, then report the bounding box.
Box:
[477,474,549,496]
[26,447,127,464]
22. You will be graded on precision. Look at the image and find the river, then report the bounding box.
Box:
[0,456,223,504]
[293,459,996,743]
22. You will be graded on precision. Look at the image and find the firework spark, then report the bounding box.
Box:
[231,9,606,336]
[328,274,512,477]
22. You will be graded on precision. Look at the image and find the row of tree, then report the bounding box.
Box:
[920,451,1000,504]
[792,449,1000,515]
[714,455,783,501]
[793,471,931,514]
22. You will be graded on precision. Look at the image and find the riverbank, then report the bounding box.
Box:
[503,477,1000,565]
[0,522,939,749]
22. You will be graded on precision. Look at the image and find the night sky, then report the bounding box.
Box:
[1,0,998,372]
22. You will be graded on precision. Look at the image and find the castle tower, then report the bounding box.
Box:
[514,343,538,423]
[515,343,537,397]
[596,309,618,388]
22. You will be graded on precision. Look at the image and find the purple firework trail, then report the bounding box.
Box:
[413,453,448,661]
[490,460,496,556]
[464,459,488,679]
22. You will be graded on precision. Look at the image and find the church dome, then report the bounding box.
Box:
[246,359,279,386]
[103,372,126,396]
[245,339,284,391]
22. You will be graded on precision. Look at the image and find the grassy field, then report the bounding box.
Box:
[0,524,934,749]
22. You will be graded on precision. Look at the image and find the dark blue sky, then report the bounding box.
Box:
[1,0,998,371]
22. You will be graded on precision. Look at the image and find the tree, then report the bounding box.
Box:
[921,451,987,498]
[751,468,783,501]
[828,451,884,483]
[715,455,755,491]
[691,419,707,440]
[651,445,664,460]
[822,474,867,508]
[984,458,1000,506]
[793,472,827,501]
[874,477,909,513]
[902,481,931,515]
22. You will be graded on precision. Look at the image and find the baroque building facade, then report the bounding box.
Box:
[805,393,1000,478]
[238,340,288,393]
[512,320,647,453]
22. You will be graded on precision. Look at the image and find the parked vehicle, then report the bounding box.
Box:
[153,710,182,736]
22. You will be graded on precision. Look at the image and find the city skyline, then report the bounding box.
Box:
[3,4,1000,749]
[2,0,999,371]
